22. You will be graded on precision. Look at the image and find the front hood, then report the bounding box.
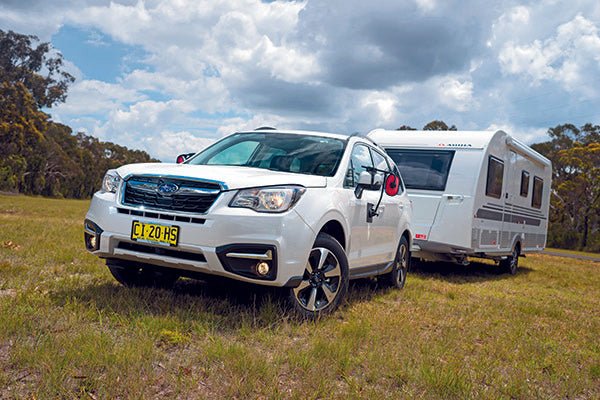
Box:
[116,163,328,190]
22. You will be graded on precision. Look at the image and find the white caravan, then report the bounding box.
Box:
[368,129,552,274]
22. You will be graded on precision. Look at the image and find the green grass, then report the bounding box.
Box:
[1,194,599,399]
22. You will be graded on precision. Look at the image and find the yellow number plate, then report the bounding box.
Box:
[131,221,179,247]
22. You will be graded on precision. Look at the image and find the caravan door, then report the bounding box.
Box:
[502,150,529,249]
[385,149,455,241]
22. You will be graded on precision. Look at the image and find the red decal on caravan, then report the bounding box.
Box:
[415,234,427,239]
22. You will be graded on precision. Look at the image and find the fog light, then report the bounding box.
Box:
[256,262,270,276]
[89,236,97,249]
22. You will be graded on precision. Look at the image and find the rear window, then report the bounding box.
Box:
[532,176,543,208]
[520,170,530,197]
[385,149,455,191]
[486,156,504,199]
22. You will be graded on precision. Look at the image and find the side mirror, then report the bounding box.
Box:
[372,172,383,188]
[176,153,195,164]
[354,171,383,199]
[357,171,372,186]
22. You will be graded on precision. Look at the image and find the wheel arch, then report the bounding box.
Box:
[316,218,347,251]
[513,238,522,253]
[401,228,412,248]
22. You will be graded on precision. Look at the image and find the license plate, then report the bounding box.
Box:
[131,221,179,247]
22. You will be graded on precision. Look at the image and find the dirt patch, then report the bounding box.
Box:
[0,289,17,298]
[0,342,11,365]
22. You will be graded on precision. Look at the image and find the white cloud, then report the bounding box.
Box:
[54,79,145,115]
[415,0,436,13]
[122,70,229,113]
[437,78,475,112]
[255,36,321,83]
[3,0,600,159]
[507,5,530,24]
[498,14,600,95]
[143,131,215,161]
[360,91,398,122]
[216,114,290,136]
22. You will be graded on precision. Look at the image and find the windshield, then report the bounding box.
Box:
[188,133,346,177]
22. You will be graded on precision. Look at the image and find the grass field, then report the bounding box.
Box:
[1,195,599,399]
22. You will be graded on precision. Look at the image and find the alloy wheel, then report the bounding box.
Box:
[395,243,408,287]
[293,247,342,312]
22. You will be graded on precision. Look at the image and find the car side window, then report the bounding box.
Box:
[371,149,390,172]
[344,144,373,188]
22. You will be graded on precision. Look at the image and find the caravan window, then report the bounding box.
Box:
[532,176,543,208]
[486,156,504,199]
[385,149,454,191]
[520,171,530,197]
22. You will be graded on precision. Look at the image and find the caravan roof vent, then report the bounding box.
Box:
[255,126,277,131]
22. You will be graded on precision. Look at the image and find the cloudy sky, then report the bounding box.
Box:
[1,0,600,160]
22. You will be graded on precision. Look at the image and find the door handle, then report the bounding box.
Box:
[444,194,464,203]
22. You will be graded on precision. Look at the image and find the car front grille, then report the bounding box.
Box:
[122,176,221,214]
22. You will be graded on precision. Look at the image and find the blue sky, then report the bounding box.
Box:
[1,0,600,160]
[52,26,146,83]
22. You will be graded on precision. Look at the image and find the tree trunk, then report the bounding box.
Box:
[582,214,589,249]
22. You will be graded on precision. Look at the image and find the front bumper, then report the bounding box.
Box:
[85,191,314,287]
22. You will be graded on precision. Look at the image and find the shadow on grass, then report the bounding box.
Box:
[411,259,533,284]
[49,273,390,331]
[48,261,531,330]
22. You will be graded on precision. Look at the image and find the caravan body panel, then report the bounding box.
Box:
[368,129,552,263]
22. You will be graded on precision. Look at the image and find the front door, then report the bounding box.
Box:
[345,144,397,268]
[370,148,402,263]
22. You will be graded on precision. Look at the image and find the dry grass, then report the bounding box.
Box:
[0,195,599,399]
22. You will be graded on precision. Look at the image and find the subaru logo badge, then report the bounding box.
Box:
[157,182,179,195]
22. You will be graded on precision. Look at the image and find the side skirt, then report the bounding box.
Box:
[349,261,394,280]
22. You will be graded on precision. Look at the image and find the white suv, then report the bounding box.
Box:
[84,129,413,317]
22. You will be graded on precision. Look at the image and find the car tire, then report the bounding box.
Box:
[382,236,410,289]
[106,260,179,289]
[288,233,349,319]
[500,244,520,275]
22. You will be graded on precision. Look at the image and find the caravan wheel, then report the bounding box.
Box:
[500,245,520,275]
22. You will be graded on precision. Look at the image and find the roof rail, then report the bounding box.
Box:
[255,126,277,131]
[348,131,378,146]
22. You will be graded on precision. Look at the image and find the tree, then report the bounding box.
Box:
[532,124,600,251]
[423,120,457,131]
[396,125,417,130]
[0,29,157,198]
[0,30,75,108]
[0,81,48,192]
[556,143,600,248]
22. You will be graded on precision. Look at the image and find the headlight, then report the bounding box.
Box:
[101,170,122,193]
[230,186,306,213]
